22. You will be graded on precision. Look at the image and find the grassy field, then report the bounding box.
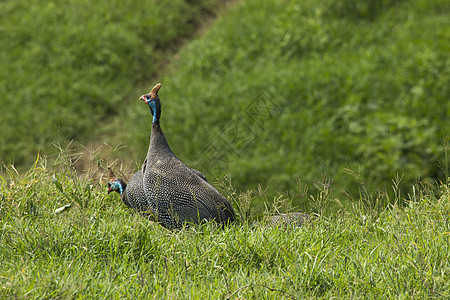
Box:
[1,1,450,298]
[0,0,226,167]
[1,0,449,200]
[1,155,449,298]
[119,0,449,200]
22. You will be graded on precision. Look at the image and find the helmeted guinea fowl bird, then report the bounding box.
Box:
[109,83,235,229]
[139,83,235,229]
[107,167,156,220]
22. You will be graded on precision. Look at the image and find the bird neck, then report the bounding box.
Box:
[148,98,161,124]
[118,180,126,195]
[148,122,174,158]
[152,111,159,124]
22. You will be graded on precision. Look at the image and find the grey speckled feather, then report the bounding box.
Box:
[124,167,157,220]
[138,83,236,229]
[108,166,156,220]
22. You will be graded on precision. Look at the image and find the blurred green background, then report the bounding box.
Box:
[1,0,449,203]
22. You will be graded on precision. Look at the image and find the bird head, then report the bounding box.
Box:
[107,168,126,195]
[140,83,162,123]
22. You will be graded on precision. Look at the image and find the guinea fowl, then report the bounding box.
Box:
[139,83,236,229]
[109,83,235,229]
[107,167,156,219]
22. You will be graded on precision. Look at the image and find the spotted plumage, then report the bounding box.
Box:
[140,83,235,229]
[107,167,156,219]
[108,83,235,229]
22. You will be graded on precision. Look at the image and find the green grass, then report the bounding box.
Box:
[2,1,449,295]
[1,0,449,201]
[120,0,449,200]
[1,155,449,298]
[0,0,225,167]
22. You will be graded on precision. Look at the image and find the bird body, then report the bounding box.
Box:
[140,84,235,228]
[142,128,235,228]
[108,83,235,229]
[108,167,156,218]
